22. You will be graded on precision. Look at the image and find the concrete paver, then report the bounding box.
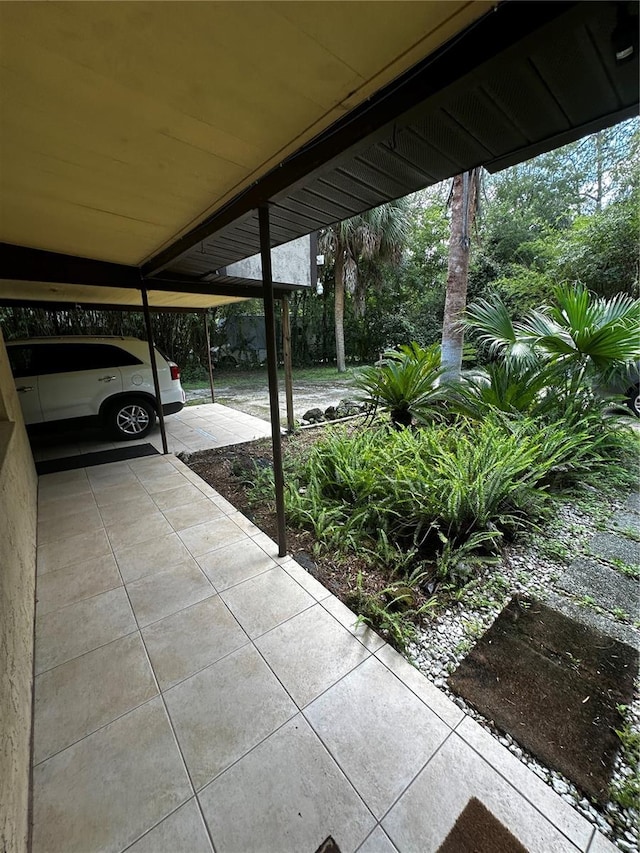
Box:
[558,557,640,616]
[589,530,640,567]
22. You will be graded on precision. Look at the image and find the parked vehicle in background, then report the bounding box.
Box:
[600,360,640,416]
[7,336,185,440]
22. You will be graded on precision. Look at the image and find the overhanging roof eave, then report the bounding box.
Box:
[141,0,576,278]
[0,242,310,312]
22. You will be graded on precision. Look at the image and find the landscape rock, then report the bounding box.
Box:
[302,408,325,424]
[294,551,321,579]
[335,399,363,418]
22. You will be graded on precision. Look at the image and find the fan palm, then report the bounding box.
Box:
[465,284,640,380]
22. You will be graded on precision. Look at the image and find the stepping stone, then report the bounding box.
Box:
[589,532,640,567]
[542,590,639,651]
[610,511,640,536]
[625,492,640,514]
[557,557,640,618]
[447,597,638,803]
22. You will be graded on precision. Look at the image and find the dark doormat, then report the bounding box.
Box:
[448,597,638,802]
[437,797,529,853]
[35,443,159,475]
[314,837,341,853]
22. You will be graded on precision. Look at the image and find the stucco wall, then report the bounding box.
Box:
[0,326,37,853]
[225,234,312,286]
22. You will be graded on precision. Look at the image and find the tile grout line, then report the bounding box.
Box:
[251,605,375,715]
[34,614,139,678]
[300,655,453,828]
[451,717,588,851]
[32,692,162,771]
[354,825,399,853]
[375,728,457,840]
[149,597,254,694]
[115,459,279,853]
[107,511,215,853]
[42,463,211,852]
[583,825,597,853]
[372,656,462,731]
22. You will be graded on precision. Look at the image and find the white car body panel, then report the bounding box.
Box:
[7,337,185,428]
[13,376,43,424]
[37,367,124,422]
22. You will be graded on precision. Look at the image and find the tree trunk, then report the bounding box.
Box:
[441,171,478,379]
[595,131,603,212]
[334,248,346,372]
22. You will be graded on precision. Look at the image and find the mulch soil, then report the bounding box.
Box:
[448,597,639,803]
[437,797,529,853]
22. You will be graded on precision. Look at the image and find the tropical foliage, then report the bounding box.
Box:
[318,198,412,372]
[465,285,640,373]
[354,342,443,427]
[462,284,640,419]
[283,411,630,577]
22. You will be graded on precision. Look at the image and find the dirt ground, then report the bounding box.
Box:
[186,378,359,422]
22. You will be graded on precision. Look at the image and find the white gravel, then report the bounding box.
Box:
[407,496,640,852]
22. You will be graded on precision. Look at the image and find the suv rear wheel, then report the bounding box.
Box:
[108,397,156,440]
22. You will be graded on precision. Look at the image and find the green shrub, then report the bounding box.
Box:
[354,342,444,427]
[283,413,603,583]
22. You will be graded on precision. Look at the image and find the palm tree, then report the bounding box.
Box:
[319,199,411,372]
[464,284,640,399]
[441,169,482,379]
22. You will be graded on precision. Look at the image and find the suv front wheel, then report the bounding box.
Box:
[108,397,156,440]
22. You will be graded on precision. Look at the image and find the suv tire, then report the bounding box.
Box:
[108,397,156,440]
[627,383,640,418]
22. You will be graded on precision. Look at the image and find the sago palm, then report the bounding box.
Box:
[355,342,444,428]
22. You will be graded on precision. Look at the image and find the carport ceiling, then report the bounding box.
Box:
[0,0,637,311]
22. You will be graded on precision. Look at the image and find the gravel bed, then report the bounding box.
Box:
[407,496,640,852]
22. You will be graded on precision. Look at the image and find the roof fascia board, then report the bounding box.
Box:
[0,298,207,314]
[147,276,303,298]
[0,242,142,288]
[142,0,574,278]
[484,105,640,173]
[0,243,302,301]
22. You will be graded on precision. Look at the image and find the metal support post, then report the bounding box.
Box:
[259,205,287,557]
[140,287,169,455]
[204,309,215,403]
[281,296,295,433]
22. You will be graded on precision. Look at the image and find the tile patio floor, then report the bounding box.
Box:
[32,452,618,853]
[31,402,273,462]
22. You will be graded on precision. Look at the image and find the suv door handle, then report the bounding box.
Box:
[99,375,117,382]
[17,386,33,392]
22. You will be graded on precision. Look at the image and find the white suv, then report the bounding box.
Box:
[7,336,186,440]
